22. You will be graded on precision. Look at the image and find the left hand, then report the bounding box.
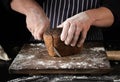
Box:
[57,12,95,47]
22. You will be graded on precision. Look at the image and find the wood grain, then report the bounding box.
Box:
[106,51,120,60]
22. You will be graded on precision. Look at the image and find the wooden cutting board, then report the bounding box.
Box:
[9,42,111,75]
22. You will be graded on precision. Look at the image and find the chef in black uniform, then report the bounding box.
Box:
[0,0,120,81]
[9,0,120,47]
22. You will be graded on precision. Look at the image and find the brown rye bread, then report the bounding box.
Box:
[43,28,83,57]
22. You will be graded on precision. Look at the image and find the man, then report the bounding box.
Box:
[0,1,120,81]
[8,0,120,47]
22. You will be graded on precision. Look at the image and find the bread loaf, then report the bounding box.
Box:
[43,28,83,57]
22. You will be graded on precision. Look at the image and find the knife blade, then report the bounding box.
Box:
[53,47,62,57]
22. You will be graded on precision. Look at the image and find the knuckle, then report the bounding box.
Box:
[68,30,73,34]
[46,21,50,26]
[66,18,70,22]
[65,19,71,24]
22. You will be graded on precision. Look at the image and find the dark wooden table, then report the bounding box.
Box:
[1,41,120,82]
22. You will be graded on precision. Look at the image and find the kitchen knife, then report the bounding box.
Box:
[53,47,62,57]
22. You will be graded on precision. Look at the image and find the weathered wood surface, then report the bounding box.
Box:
[8,75,120,82]
[9,42,111,75]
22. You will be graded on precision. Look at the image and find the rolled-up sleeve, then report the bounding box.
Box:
[101,0,120,27]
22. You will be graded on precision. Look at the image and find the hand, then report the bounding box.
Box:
[26,11,50,40]
[58,12,95,47]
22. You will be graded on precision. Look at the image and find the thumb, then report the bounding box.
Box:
[57,23,63,28]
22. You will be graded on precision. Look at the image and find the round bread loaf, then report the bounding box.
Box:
[43,28,83,57]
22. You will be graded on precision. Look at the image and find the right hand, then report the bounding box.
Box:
[26,12,50,40]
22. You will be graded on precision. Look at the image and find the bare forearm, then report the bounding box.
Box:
[11,0,46,17]
[85,7,114,27]
[11,0,50,40]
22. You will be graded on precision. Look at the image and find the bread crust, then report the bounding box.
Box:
[43,28,82,57]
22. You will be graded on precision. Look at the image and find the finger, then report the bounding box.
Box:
[31,29,35,39]
[27,27,35,38]
[77,30,87,47]
[60,21,70,41]
[33,25,42,40]
[36,28,43,40]
[57,23,63,28]
[34,27,39,40]
[70,26,82,47]
[65,23,76,45]
[36,25,47,40]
